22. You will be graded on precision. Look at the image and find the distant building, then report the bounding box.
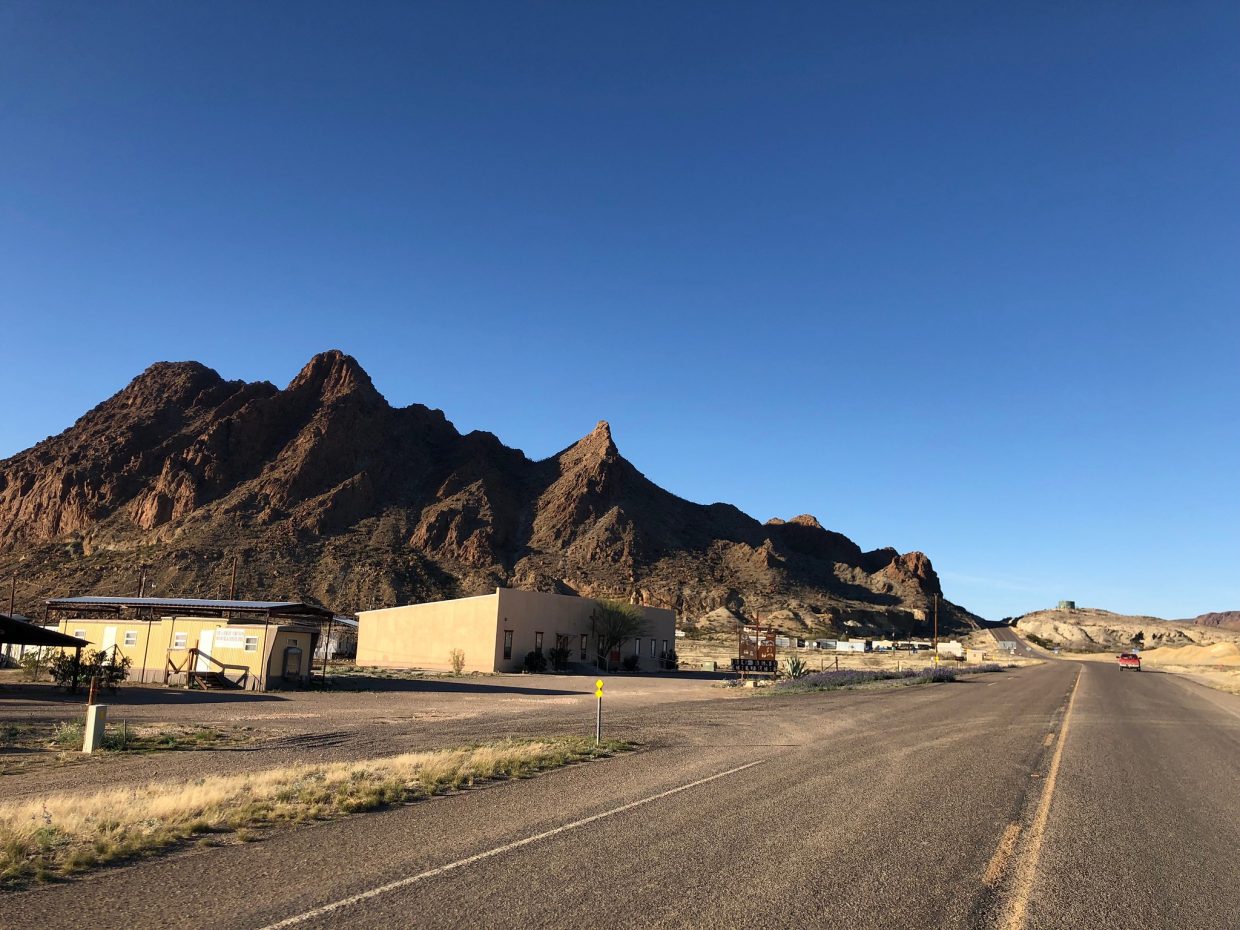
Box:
[45,596,332,690]
[357,588,676,674]
[1058,600,1076,611]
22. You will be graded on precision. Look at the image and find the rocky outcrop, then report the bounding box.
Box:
[0,351,976,635]
[1185,611,1240,632]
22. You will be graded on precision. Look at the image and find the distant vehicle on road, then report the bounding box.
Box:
[1117,653,1142,671]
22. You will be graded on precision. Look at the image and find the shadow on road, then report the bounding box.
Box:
[322,676,585,696]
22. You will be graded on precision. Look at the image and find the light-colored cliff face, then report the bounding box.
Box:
[1016,607,1240,652]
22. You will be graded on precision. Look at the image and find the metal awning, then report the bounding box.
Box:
[0,614,90,648]
[44,596,335,621]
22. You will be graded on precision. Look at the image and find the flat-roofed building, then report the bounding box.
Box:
[45,597,333,690]
[357,588,677,674]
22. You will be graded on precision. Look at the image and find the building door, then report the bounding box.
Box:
[102,626,118,651]
[196,630,214,671]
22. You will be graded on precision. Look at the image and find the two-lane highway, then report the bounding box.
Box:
[11,661,1239,929]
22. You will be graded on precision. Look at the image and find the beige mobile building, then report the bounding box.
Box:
[45,596,332,690]
[357,588,676,674]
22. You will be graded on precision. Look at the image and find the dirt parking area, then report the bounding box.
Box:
[0,671,741,800]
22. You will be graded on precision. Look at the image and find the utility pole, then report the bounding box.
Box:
[7,573,15,618]
[228,555,238,600]
[933,594,939,654]
[138,565,147,598]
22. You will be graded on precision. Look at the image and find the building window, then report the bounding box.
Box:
[650,638,656,658]
[123,631,138,646]
[503,630,513,660]
[634,639,640,655]
[534,631,544,653]
[244,635,259,653]
[662,639,669,657]
[73,630,86,640]
[580,634,588,660]
[172,632,187,649]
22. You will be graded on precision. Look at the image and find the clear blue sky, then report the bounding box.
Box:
[2,2,1237,620]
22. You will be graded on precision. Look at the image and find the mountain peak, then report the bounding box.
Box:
[121,361,224,405]
[287,350,382,404]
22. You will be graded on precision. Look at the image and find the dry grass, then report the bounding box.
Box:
[0,737,627,886]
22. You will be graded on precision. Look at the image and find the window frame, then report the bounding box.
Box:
[123,630,138,646]
[534,631,544,653]
[580,633,588,660]
[503,629,513,660]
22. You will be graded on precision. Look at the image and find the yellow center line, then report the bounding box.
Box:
[1000,667,1082,930]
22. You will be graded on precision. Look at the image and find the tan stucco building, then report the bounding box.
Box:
[357,588,677,674]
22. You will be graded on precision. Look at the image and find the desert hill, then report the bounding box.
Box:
[1014,606,1240,653]
[0,351,975,636]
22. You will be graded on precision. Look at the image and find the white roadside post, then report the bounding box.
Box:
[595,679,604,746]
[83,674,107,753]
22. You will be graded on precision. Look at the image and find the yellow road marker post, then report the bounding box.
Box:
[595,679,604,745]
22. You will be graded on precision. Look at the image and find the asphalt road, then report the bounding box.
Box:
[9,661,1239,929]
[989,624,1041,658]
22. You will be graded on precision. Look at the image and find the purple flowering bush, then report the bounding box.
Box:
[773,668,920,693]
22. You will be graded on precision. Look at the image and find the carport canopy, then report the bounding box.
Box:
[0,613,90,649]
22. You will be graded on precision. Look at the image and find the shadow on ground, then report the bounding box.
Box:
[0,683,287,709]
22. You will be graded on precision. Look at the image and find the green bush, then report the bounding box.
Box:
[523,650,547,673]
[661,649,679,671]
[621,654,640,672]
[46,649,132,694]
[547,646,572,672]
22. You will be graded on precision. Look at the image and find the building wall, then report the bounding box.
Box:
[496,588,676,673]
[53,616,315,689]
[356,588,678,673]
[355,594,499,673]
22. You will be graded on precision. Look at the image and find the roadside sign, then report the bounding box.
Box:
[731,658,777,674]
[595,679,604,697]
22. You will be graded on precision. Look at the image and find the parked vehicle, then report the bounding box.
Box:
[1117,652,1142,671]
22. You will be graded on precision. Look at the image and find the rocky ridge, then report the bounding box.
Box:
[0,351,976,636]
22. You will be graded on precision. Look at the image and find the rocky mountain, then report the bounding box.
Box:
[0,351,975,636]
[1183,611,1240,632]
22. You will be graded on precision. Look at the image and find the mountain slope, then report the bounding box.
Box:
[0,351,976,636]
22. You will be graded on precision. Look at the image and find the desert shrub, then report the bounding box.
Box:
[51,720,84,749]
[621,654,640,672]
[523,650,547,674]
[973,663,1004,673]
[661,649,679,671]
[18,652,45,682]
[783,656,810,679]
[448,649,465,676]
[773,668,919,693]
[923,666,957,682]
[45,649,131,694]
[547,646,572,672]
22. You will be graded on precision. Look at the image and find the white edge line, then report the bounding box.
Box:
[257,758,768,929]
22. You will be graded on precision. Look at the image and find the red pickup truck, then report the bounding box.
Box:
[1117,653,1142,671]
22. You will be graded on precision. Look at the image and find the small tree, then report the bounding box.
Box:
[448,648,466,676]
[591,599,650,672]
[548,634,574,672]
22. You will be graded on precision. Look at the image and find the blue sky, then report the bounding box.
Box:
[1,2,1237,620]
